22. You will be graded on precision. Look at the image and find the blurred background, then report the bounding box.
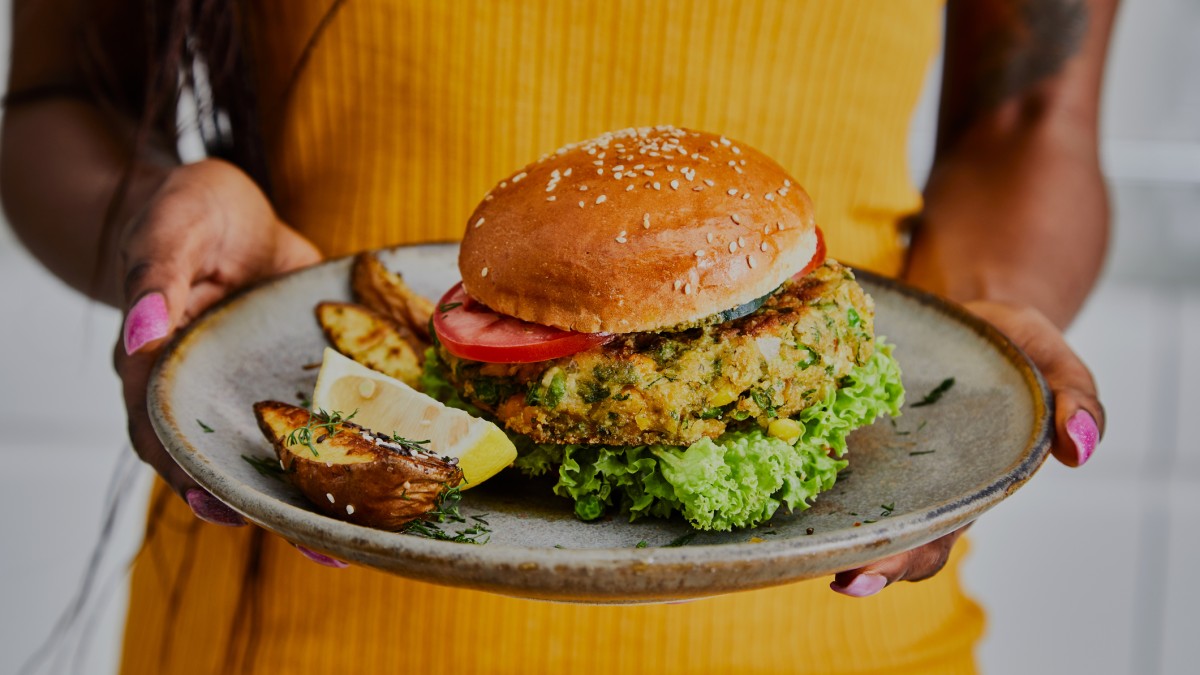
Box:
[1,1,1197,673]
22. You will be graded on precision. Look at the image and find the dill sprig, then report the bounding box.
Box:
[911,378,956,408]
[403,485,491,544]
[241,454,284,480]
[285,409,358,457]
[389,433,433,455]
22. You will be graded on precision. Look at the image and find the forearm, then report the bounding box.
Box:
[1,98,176,306]
[905,0,1118,329]
[905,118,1108,328]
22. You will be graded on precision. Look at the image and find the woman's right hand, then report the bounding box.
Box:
[113,158,322,525]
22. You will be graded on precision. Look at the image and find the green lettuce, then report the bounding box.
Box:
[421,341,904,531]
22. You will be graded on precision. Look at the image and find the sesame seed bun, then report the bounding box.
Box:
[458,126,819,334]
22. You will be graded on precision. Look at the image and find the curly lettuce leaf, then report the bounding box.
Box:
[422,341,904,530]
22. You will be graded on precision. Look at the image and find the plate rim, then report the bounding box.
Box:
[148,242,1054,601]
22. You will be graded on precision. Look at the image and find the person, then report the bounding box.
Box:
[2,0,1114,672]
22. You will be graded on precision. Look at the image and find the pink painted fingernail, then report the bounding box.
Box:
[123,292,170,355]
[295,545,349,568]
[1067,410,1099,466]
[831,573,887,597]
[185,489,246,526]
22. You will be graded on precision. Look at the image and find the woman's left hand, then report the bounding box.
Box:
[830,299,1104,597]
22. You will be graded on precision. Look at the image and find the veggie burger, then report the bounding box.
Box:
[422,126,904,531]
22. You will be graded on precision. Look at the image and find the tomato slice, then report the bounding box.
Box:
[432,283,615,363]
[791,227,826,281]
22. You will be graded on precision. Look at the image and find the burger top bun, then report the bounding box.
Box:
[458,126,820,334]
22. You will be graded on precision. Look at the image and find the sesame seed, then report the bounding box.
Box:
[784,179,791,187]
[626,184,635,191]
[761,242,769,252]
[615,235,627,244]
[695,250,705,257]
[597,168,604,175]
[579,201,585,208]
[481,267,489,277]
[777,221,785,229]
[707,232,714,243]
[704,179,715,187]
[564,168,572,176]
[643,170,654,176]
[547,196,556,201]
[738,236,745,247]
[765,193,775,201]
[728,241,738,253]
[346,504,355,515]
[732,146,741,154]
[667,165,675,172]
[742,193,750,199]
[728,160,736,167]
[734,166,743,174]
[614,171,624,179]
[684,282,693,294]
[595,195,607,204]
[730,214,741,224]
[670,180,680,190]
[326,493,335,503]
[593,160,604,166]
[653,182,661,190]
[643,213,651,228]
[747,255,757,268]
[614,165,625,171]
[579,185,588,191]
[500,181,508,188]
[710,140,719,148]
[693,186,704,191]
[512,172,527,183]
[720,137,731,146]
[474,217,485,228]
[764,224,772,234]
[727,188,738,196]
[634,164,645,170]
[484,194,494,201]
[673,280,683,291]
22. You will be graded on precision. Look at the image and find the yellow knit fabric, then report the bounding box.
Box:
[122,2,985,673]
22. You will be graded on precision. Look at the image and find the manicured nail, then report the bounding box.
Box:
[295,545,349,568]
[1067,410,1099,466]
[123,292,170,355]
[831,573,887,597]
[185,488,246,527]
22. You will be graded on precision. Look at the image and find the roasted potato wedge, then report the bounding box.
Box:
[351,253,435,346]
[316,301,423,387]
[253,401,463,530]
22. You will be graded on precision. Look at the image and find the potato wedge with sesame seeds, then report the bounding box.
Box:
[351,253,435,347]
[253,401,463,530]
[316,301,423,387]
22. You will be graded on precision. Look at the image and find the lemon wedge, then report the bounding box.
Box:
[311,348,516,488]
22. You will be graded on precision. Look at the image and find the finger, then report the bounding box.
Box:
[112,340,246,526]
[830,527,968,597]
[976,302,1106,467]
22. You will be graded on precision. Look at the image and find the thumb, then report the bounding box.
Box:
[967,301,1105,468]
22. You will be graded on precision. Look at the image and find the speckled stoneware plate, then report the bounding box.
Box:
[149,243,1052,604]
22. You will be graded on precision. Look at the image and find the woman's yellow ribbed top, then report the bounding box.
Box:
[121,2,985,674]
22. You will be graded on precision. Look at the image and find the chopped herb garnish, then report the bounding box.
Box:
[241,454,284,479]
[847,307,862,327]
[635,540,648,549]
[881,503,895,517]
[909,450,937,456]
[911,377,955,408]
[285,409,358,457]
[665,531,699,547]
[438,301,463,312]
[553,544,565,549]
[389,433,432,455]
[402,485,491,544]
[863,519,877,524]
[197,419,215,433]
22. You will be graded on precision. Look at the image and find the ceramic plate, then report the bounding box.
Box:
[149,243,1052,604]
